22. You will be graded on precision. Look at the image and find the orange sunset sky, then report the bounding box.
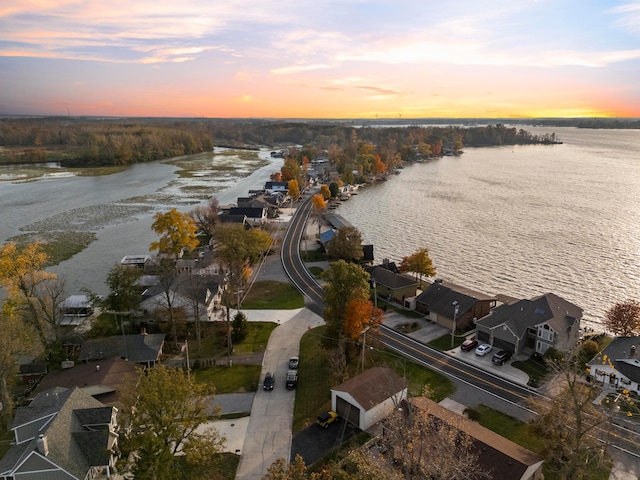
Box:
[1,0,640,118]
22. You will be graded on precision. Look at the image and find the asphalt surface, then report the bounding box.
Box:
[291,419,360,465]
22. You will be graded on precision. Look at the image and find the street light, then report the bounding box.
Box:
[361,326,372,372]
[451,302,459,349]
[372,278,378,308]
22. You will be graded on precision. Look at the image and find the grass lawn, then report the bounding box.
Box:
[300,249,327,262]
[428,333,465,351]
[232,321,277,354]
[511,356,549,388]
[308,266,325,278]
[292,326,455,432]
[194,364,262,393]
[242,280,304,309]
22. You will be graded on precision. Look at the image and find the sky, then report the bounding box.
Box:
[1,0,640,119]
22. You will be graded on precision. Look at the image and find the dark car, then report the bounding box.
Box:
[286,370,298,390]
[460,339,479,352]
[263,372,275,390]
[492,350,512,365]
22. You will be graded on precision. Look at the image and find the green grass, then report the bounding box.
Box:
[301,249,327,262]
[232,321,277,354]
[376,299,425,318]
[511,356,549,388]
[308,266,325,278]
[194,364,261,393]
[242,280,304,309]
[9,231,97,266]
[292,326,455,432]
[428,333,465,351]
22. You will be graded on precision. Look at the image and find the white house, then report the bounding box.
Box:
[588,336,640,396]
[331,367,407,431]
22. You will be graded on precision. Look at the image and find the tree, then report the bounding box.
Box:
[322,260,370,343]
[320,184,331,200]
[281,156,301,182]
[326,226,364,263]
[329,181,339,198]
[102,263,143,314]
[0,241,57,344]
[232,311,248,343]
[311,193,327,237]
[0,306,43,430]
[150,208,199,258]
[527,351,610,480]
[120,365,225,480]
[190,197,220,235]
[603,300,640,336]
[343,297,384,341]
[264,455,332,480]
[398,248,436,285]
[288,179,300,202]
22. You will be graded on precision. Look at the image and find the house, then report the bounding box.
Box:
[331,367,407,430]
[399,397,544,480]
[475,293,582,355]
[0,387,119,480]
[17,363,48,385]
[78,333,165,367]
[225,207,267,224]
[139,274,223,323]
[264,180,288,192]
[414,280,497,330]
[587,337,640,396]
[120,254,151,270]
[366,266,420,306]
[58,295,95,326]
[31,357,140,407]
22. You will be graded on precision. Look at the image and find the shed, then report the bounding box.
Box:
[331,367,407,431]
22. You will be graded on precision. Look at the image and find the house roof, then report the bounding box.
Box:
[415,280,494,318]
[59,295,92,309]
[332,367,406,411]
[325,212,353,230]
[1,387,116,479]
[409,397,544,480]
[369,266,419,290]
[32,357,139,407]
[228,207,266,218]
[362,244,374,262]
[587,336,640,383]
[78,333,165,364]
[476,292,582,339]
[319,229,335,244]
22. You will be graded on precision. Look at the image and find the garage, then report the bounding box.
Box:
[336,396,360,426]
[331,367,407,431]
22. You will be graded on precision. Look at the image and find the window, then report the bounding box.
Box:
[537,324,555,342]
[536,341,550,354]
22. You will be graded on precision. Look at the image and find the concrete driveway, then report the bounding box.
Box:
[234,308,324,480]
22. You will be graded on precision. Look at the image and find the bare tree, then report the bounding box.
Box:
[190,197,220,235]
[603,300,640,336]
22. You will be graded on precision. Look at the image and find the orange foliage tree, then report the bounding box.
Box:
[343,298,384,340]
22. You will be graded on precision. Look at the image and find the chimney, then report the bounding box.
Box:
[37,435,49,456]
[631,345,636,358]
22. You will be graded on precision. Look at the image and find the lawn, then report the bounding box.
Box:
[292,326,455,432]
[232,321,277,354]
[194,364,262,394]
[242,280,304,309]
[428,332,466,351]
[511,355,549,388]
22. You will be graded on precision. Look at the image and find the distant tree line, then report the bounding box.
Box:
[0,117,561,167]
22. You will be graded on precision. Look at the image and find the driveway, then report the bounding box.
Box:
[290,419,361,465]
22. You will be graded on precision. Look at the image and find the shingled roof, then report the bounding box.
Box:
[332,367,406,411]
[416,280,495,317]
[78,333,164,364]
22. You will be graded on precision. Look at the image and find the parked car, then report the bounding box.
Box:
[475,344,492,356]
[286,370,298,389]
[288,356,299,369]
[492,350,512,365]
[460,339,478,352]
[263,372,275,390]
[317,410,339,428]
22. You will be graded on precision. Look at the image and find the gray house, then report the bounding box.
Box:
[475,293,582,355]
[587,337,640,396]
[0,387,119,480]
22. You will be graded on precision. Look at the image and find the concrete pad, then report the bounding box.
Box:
[241,308,304,324]
[449,347,530,386]
[438,397,468,416]
[195,417,250,454]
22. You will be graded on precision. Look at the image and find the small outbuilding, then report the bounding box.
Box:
[331,367,407,431]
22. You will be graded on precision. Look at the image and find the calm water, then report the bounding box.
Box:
[337,127,640,330]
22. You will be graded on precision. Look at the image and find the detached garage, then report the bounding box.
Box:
[331,367,407,431]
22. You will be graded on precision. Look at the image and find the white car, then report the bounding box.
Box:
[475,344,492,356]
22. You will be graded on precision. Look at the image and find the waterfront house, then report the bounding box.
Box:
[78,333,165,368]
[414,280,497,330]
[366,266,420,306]
[587,336,640,396]
[264,180,288,192]
[0,387,119,480]
[475,293,582,355]
[226,206,267,224]
[331,367,407,430]
[58,295,95,326]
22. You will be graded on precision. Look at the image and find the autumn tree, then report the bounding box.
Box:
[190,197,220,235]
[320,184,331,200]
[326,226,364,263]
[603,300,640,336]
[264,455,332,480]
[288,179,300,201]
[527,351,610,480]
[0,306,43,430]
[311,193,328,236]
[322,260,371,343]
[150,208,199,259]
[281,156,301,182]
[373,154,386,174]
[343,297,384,341]
[398,247,436,285]
[119,365,225,480]
[0,241,58,344]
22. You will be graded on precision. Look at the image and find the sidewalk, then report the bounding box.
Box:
[234,308,324,480]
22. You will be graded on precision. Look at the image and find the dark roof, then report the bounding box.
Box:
[415,280,494,318]
[325,212,353,230]
[476,292,582,338]
[78,333,165,364]
[227,207,266,218]
[362,245,374,262]
[32,357,139,406]
[332,367,406,411]
[588,337,640,383]
[369,266,419,290]
[18,362,48,376]
[409,397,543,480]
[219,214,247,224]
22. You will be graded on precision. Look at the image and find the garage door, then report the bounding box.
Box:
[336,396,360,427]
